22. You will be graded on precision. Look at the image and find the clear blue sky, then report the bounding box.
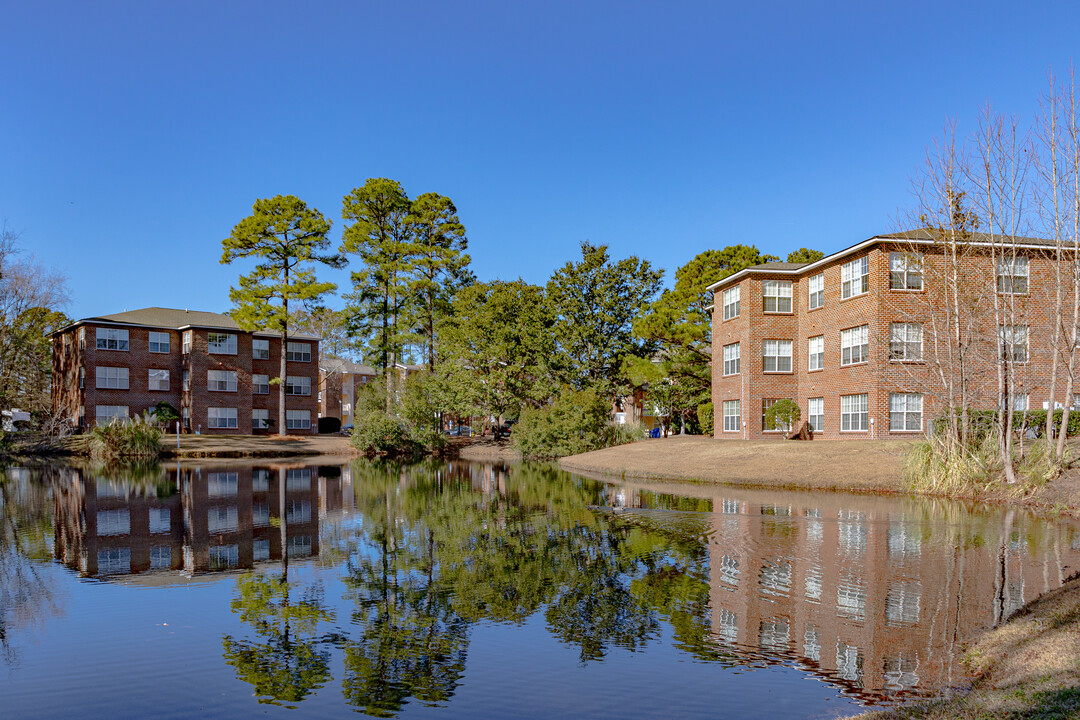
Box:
[3,1,1077,320]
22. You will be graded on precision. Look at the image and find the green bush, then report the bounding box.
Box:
[351,410,419,457]
[600,420,646,448]
[764,398,800,432]
[513,387,609,459]
[88,412,162,460]
[697,402,713,436]
[935,408,1080,441]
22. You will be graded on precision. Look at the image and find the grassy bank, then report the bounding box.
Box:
[57,433,359,459]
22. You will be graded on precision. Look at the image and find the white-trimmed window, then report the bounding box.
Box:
[79,367,84,388]
[722,400,740,432]
[762,398,793,432]
[95,405,129,425]
[253,338,270,360]
[96,366,129,389]
[762,339,792,373]
[722,286,741,320]
[1000,325,1029,363]
[183,370,190,391]
[889,393,923,432]
[808,335,824,371]
[252,408,270,430]
[808,397,824,432]
[97,509,130,536]
[150,508,170,534]
[723,342,741,376]
[841,257,869,299]
[889,252,923,290]
[96,328,129,351]
[207,474,236,498]
[286,410,311,430]
[841,394,869,431]
[207,506,238,533]
[808,273,824,309]
[148,331,170,353]
[841,325,869,366]
[762,280,793,313]
[208,370,238,392]
[286,376,311,396]
[182,406,190,428]
[208,333,237,354]
[286,341,311,362]
[182,331,192,354]
[996,256,1029,294]
[148,369,170,391]
[208,407,238,429]
[1003,393,1030,412]
[889,323,923,361]
[253,374,270,394]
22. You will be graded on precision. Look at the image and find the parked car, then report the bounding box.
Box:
[494,421,514,439]
[340,424,354,436]
[444,425,472,436]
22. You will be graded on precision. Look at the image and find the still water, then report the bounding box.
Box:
[1,459,1078,719]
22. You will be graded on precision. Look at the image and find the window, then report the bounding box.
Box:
[722,286,741,320]
[808,335,824,371]
[97,509,130,535]
[96,327,129,350]
[841,394,869,431]
[98,548,131,575]
[253,338,270,360]
[762,280,793,313]
[182,331,192,354]
[808,273,824,309]
[889,252,923,290]
[183,370,189,391]
[840,325,869,366]
[252,408,270,430]
[762,398,793,432]
[148,369,170,391]
[148,331,170,353]
[182,406,190,428]
[286,375,311,396]
[841,256,870,298]
[79,367,84,388]
[889,323,923,361]
[286,341,311,362]
[149,508,170,534]
[207,506,238,533]
[1005,393,1029,412]
[286,500,311,524]
[208,544,239,570]
[253,538,270,561]
[889,393,923,431]
[78,327,85,350]
[208,333,237,354]
[723,343,740,376]
[208,407,238,429]
[253,469,270,492]
[722,400,740,432]
[96,366,129,389]
[1000,325,1029,363]
[150,546,171,570]
[997,256,1029,294]
[808,397,824,432]
[253,506,270,529]
[286,410,310,430]
[95,405,129,425]
[762,339,792,373]
[253,374,270,394]
[207,370,238,392]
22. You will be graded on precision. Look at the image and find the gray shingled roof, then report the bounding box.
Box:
[58,306,320,339]
[881,228,1057,247]
[320,356,377,375]
[745,261,812,272]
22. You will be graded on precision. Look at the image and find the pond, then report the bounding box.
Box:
[1,458,1078,719]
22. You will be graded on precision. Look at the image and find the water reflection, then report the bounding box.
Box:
[3,459,1079,717]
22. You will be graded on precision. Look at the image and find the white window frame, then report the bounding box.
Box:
[999,325,1029,363]
[996,256,1029,295]
[286,410,311,430]
[253,374,270,394]
[208,333,237,355]
[841,394,869,432]
[808,397,824,432]
[95,405,129,425]
[207,407,238,429]
[183,370,190,391]
[722,286,741,321]
[840,325,869,366]
[808,273,824,310]
[96,327,129,351]
[723,342,740,376]
[762,280,793,313]
[286,341,311,362]
[148,331,170,353]
[252,408,270,430]
[286,375,311,396]
[889,393,923,432]
[207,369,238,392]
[762,339,793,373]
[889,323,923,362]
[182,331,192,354]
[147,369,170,391]
[96,366,129,390]
[722,400,740,432]
[253,338,270,360]
[889,252,923,290]
[808,335,824,371]
[841,256,870,299]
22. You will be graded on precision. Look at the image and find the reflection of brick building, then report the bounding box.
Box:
[606,482,1077,701]
[51,308,320,434]
[53,462,344,577]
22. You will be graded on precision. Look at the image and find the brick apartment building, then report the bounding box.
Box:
[318,356,377,427]
[52,307,320,434]
[709,230,1071,440]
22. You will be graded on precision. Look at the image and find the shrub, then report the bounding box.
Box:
[764,399,800,432]
[151,401,180,428]
[88,412,162,460]
[513,387,609,459]
[318,416,342,434]
[600,420,647,448]
[903,431,1001,494]
[351,410,419,457]
[697,402,713,436]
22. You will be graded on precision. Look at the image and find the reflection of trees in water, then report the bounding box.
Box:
[0,467,61,666]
